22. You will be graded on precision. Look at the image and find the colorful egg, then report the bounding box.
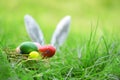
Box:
[28,51,42,60]
[16,42,41,54]
[39,45,56,58]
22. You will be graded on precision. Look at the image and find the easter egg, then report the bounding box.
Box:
[16,42,41,54]
[39,45,56,58]
[28,51,42,59]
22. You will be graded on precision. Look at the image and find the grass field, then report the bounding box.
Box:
[0,0,120,80]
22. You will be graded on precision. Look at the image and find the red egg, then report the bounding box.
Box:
[39,45,56,58]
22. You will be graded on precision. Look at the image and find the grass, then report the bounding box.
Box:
[0,0,120,80]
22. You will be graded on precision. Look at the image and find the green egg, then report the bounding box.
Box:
[19,42,38,54]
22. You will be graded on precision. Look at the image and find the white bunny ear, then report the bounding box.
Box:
[24,14,44,45]
[51,16,71,48]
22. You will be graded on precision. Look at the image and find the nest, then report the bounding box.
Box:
[3,48,50,70]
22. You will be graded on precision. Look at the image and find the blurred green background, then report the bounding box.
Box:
[0,0,120,46]
[0,0,120,79]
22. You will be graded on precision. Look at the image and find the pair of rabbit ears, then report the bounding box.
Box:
[24,14,71,49]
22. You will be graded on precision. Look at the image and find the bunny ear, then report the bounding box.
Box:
[51,16,71,48]
[24,14,44,45]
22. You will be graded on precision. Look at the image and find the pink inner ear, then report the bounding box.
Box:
[39,45,56,58]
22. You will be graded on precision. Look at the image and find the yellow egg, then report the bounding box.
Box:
[28,51,42,60]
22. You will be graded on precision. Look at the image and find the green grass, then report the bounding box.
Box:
[0,0,120,80]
